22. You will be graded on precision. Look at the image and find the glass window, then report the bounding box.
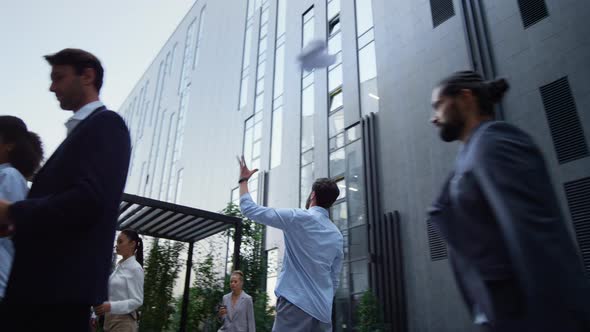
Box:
[302,84,315,117]
[256,61,266,80]
[337,262,350,294]
[261,7,270,23]
[330,89,343,113]
[349,225,368,259]
[249,175,259,203]
[329,64,343,92]
[334,296,351,331]
[301,117,314,152]
[251,158,261,171]
[253,141,261,158]
[329,148,346,177]
[359,41,377,83]
[350,259,369,293]
[303,7,314,23]
[359,41,379,116]
[358,27,374,49]
[175,168,184,203]
[330,201,348,230]
[346,124,361,143]
[329,109,345,138]
[328,0,341,21]
[329,132,346,151]
[254,121,263,140]
[336,178,347,200]
[276,0,287,38]
[180,19,196,91]
[256,79,265,96]
[270,107,283,169]
[301,148,314,165]
[258,36,268,55]
[301,82,315,152]
[239,76,249,109]
[255,94,264,112]
[247,0,256,18]
[273,94,283,108]
[254,110,264,122]
[303,11,315,46]
[302,71,314,88]
[328,31,342,55]
[243,25,254,70]
[273,44,285,98]
[300,162,314,207]
[244,131,253,162]
[329,16,341,36]
[231,187,240,205]
[260,22,269,38]
[355,0,374,37]
[193,7,207,69]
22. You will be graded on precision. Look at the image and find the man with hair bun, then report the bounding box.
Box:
[428,71,590,331]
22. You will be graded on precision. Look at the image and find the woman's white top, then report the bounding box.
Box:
[0,163,28,298]
[108,255,144,314]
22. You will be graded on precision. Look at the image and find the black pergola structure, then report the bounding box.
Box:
[117,193,243,332]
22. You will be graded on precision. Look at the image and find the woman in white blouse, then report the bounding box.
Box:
[95,229,144,332]
[0,116,43,300]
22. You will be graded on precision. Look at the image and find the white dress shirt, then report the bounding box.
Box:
[108,255,144,315]
[64,100,104,135]
[0,163,29,298]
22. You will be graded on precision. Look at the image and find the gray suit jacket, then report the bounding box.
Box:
[429,121,590,330]
[218,291,255,332]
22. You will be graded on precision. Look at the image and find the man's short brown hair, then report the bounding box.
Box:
[312,178,340,209]
[44,48,104,92]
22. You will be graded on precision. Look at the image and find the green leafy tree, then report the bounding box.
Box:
[358,290,384,332]
[139,239,185,332]
[167,248,224,332]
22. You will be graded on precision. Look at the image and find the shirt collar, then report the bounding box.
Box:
[118,255,137,268]
[72,100,104,120]
[0,163,12,171]
[309,206,329,217]
[65,100,104,134]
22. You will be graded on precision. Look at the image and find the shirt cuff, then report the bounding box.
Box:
[110,301,126,315]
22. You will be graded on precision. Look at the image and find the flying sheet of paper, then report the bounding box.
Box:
[296,39,337,72]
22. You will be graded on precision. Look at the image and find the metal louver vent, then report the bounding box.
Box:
[540,77,589,164]
[430,0,455,28]
[427,219,447,260]
[518,0,549,28]
[564,177,590,277]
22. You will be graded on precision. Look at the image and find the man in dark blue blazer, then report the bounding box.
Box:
[429,71,590,331]
[0,48,131,331]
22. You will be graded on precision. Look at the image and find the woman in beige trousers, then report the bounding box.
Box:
[95,229,145,332]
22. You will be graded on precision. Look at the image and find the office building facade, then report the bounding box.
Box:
[120,0,590,330]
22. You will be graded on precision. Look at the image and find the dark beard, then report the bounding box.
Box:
[438,104,465,142]
[439,121,464,142]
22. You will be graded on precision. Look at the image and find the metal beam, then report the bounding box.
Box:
[179,242,194,332]
[232,222,243,271]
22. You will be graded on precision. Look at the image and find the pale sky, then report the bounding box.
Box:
[0,0,196,156]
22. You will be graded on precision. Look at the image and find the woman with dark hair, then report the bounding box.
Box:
[217,270,255,332]
[0,115,43,300]
[95,229,144,332]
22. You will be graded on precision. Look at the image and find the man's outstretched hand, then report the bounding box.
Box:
[237,155,258,182]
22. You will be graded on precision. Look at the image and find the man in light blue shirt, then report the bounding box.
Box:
[237,156,343,332]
